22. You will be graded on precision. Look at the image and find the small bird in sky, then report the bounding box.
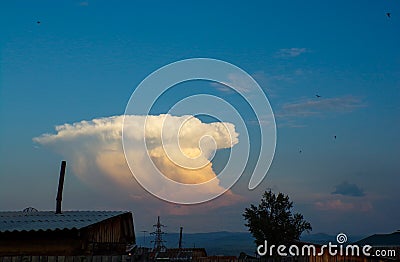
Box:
[299,149,302,154]
[36,21,41,24]
[334,135,337,139]
[386,12,391,18]
[316,94,321,98]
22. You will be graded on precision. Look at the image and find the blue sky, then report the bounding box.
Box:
[1,1,399,236]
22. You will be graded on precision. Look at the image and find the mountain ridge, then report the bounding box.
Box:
[136,231,366,256]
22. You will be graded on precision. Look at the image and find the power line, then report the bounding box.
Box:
[150,216,166,251]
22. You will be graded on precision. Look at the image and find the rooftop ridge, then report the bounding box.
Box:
[0,210,132,233]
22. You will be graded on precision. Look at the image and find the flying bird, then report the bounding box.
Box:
[36,21,41,24]
[334,135,337,139]
[386,12,391,18]
[316,94,321,98]
[299,149,302,154]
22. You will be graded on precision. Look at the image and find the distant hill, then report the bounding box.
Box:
[301,233,366,245]
[355,231,400,246]
[136,231,366,256]
[136,231,255,256]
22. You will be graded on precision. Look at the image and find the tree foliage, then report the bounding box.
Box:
[243,190,312,246]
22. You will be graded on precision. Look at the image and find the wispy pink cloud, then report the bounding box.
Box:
[277,95,366,118]
[314,199,372,212]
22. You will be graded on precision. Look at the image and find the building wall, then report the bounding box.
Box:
[0,213,135,256]
[0,230,83,256]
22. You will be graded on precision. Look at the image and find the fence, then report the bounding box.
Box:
[0,256,132,262]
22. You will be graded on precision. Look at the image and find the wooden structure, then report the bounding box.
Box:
[197,256,237,262]
[150,248,207,261]
[0,211,135,256]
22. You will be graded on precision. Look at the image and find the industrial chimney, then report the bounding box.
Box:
[179,227,183,249]
[55,160,67,214]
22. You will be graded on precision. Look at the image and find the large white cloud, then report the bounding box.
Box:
[33,114,240,205]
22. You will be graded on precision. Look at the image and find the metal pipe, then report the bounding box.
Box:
[56,161,66,214]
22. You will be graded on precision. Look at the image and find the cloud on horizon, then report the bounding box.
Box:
[314,198,372,212]
[313,191,372,212]
[332,181,365,197]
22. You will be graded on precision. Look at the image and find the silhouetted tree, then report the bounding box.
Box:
[243,190,312,247]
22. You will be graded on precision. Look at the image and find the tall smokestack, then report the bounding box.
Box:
[56,161,67,214]
[179,227,183,249]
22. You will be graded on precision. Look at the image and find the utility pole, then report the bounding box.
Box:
[150,216,166,251]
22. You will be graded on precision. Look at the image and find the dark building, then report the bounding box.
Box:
[149,248,207,261]
[0,210,135,256]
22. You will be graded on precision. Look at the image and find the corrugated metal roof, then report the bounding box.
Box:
[0,211,130,233]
